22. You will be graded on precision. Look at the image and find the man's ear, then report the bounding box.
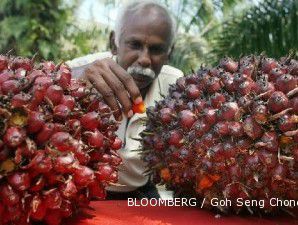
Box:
[167,44,175,61]
[109,31,117,55]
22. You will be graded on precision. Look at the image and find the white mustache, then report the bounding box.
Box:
[127,66,156,79]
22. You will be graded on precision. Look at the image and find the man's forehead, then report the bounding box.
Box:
[121,10,171,45]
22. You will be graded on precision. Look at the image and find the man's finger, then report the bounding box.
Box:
[100,67,133,116]
[109,61,143,104]
[87,72,122,121]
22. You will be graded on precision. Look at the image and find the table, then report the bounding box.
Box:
[67,200,297,225]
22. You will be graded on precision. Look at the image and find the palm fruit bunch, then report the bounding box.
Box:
[140,54,298,214]
[0,55,122,225]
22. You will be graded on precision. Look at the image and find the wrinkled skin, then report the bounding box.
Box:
[81,6,173,120]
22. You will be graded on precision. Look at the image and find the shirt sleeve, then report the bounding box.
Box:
[65,52,113,78]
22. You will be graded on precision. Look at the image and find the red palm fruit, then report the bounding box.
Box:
[178,110,196,130]
[291,97,298,113]
[233,73,249,84]
[49,132,77,152]
[194,120,210,137]
[14,68,27,79]
[53,104,71,120]
[228,164,242,182]
[1,79,21,94]
[43,189,62,209]
[60,95,75,110]
[7,172,31,191]
[243,116,263,139]
[246,153,260,171]
[73,165,95,187]
[84,129,104,148]
[30,84,47,108]
[276,74,297,94]
[132,101,146,114]
[110,154,122,166]
[252,104,268,124]
[255,132,279,152]
[46,85,63,105]
[0,184,20,206]
[193,99,207,114]
[80,111,101,130]
[4,126,26,147]
[11,57,32,71]
[203,108,217,125]
[11,93,31,108]
[96,164,113,182]
[186,73,199,84]
[66,119,81,138]
[210,93,226,108]
[261,58,278,73]
[201,133,218,148]
[30,176,45,192]
[54,153,76,173]
[159,107,174,123]
[220,57,238,73]
[237,80,253,95]
[272,164,288,180]
[206,77,221,93]
[288,59,298,75]
[69,80,90,99]
[238,95,252,109]
[97,101,111,114]
[27,69,45,82]
[111,137,122,150]
[27,111,46,133]
[0,55,8,71]
[257,81,275,100]
[268,91,289,113]
[228,121,244,137]
[34,76,53,87]
[42,61,56,71]
[60,200,73,218]
[73,147,91,165]
[221,72,235,92]
[186,84,201,99]
[36,123,55,144]
[55,68,71,89]
[0,70,13,84]
[278,114,297,132]
[222,141,238,158]
[88,181,106,199]
[219,102,240,121]
[167,129,184,147]
[269,68,285,82]
[213,121,229,136]
[239,63,254,77]
[59,178,78,199]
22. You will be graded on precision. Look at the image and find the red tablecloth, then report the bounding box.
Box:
[67,200,297,225]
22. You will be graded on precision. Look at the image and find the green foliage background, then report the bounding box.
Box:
[0,0,297,73]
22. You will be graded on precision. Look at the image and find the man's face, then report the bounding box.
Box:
[115,10,172,89]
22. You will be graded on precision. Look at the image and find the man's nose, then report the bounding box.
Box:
[137,48,151,68]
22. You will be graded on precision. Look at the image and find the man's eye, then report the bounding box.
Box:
[127,41,142,50]
[150,46,166,55]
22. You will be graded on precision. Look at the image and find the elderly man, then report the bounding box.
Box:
[67,0,183,199]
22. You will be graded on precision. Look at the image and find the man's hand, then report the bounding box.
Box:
[82,58,142,121]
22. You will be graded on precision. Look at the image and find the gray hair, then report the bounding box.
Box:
[114,0,176,51]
